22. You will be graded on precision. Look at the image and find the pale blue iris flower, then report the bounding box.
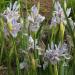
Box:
[28,5,45,32]
[43,42,70,65]
[50,1,71,27]
[3,1,21,38]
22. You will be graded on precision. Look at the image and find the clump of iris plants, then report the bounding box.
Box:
[0,0,75,75]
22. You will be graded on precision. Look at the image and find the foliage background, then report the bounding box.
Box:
[0,0,16,12]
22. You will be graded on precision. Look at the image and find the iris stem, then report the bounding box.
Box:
[54,64,58,75]
[13,39,20,75]
[0,41,4,64]
[49,64,53,75]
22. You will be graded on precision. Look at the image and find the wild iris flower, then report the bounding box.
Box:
[43,42,70,65]
[50,1,71,27]
[3,1,21,38]
[28,5,45,32]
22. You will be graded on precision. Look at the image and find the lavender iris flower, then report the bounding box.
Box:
[50,1,71,28]
[28,5,45,32]
[43,42,70,65]
[3,1,21,38]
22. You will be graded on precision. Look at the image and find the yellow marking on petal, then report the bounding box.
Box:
[7,22,13,32]
[60,22,65,43]
[60,22,65,35]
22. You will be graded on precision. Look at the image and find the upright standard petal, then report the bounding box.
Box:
[31,5,38,17]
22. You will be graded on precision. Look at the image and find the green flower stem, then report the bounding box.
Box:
[64,67,68,75]
[34,33,36,58]
[0,18,4,64]
[73,47,75,75]
[34,32,37,59]
[29,54,37,75]
[0,41,4,64]
[51,27,54,42]
[8,38,15,75]
[8,56,13,75]
[49,64,53,75]
[54,64,58,75]
[13,39,20,75]
[59,62,64,75]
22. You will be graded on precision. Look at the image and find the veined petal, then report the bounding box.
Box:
[36,14,45,23]
[15,4,20,11]
[10,31,17,37]
[66,8,71,17]
[13,1,18,11]
[28,15,34,22]
[54,1,62,11]
[51,42,55,50]
[10,24,21,37]
[29,35,34,43]
[10,2,12,10]
[31,5,38,17]
[29,22,40,32]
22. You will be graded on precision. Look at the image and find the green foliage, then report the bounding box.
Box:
[0,0,17,12]
[0,0,9,12]
[67,0,75,20]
